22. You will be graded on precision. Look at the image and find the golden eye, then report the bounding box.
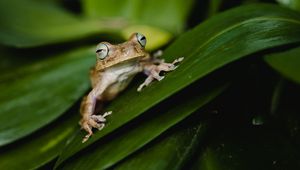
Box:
[136,33,146,47]
[96,43,109,60]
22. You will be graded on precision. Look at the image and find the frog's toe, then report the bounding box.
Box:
[81,121,93,143]
[172,57,184,64]
[80,117,107,143]
[82,135,90,143]
[88,118,102,128]
[97,123,105,131]
[91,111,112,123]
[176,57,184,62]
[157,76,165,81]
[103,111,112,117]
[91,115,106,122]
[171,65,179,70]
[89,118,105,131]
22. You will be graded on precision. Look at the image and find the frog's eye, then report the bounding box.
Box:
[96,43,109,60]
[136,33,146,47]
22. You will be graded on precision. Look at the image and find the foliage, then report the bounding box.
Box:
[0,0,299,169]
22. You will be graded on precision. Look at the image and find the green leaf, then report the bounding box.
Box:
[277,0,300,11]
[56,3,300,165]
[0,0,125,48]
[270,78,285,115]
[0,47,94,146]
[265,46,300,85]
[191,125,300,170]
[114,118,209,170]
[207,0,223,17]
[0,0,173,50]
[275,82,300,147]
[82,0,194,34]
[121,25,173,50]
[0,112,79,170]
[56,83,227,169]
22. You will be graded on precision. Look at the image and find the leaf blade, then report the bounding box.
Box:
[57,83,227,169]
[0,0,124,48]
[56,3,300,165]
[0,47,94,146]
[114,117,209,170]
[265,46,300,85]
[0,112,78,170]
[82,0,194,34]
[0,0,177,49]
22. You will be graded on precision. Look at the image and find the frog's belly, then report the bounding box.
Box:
[103,74,136,100]
[102,63,140,100]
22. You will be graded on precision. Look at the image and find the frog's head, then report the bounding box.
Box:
[95,33,148,70]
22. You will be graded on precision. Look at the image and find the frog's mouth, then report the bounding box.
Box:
[109,54,142,65]
[98,53,145,69]
[122,55,144,62]
[114,57,141,67]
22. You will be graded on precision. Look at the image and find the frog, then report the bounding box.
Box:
[79,33,183,143]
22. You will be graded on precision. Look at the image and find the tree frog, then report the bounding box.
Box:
[80,33,183,143]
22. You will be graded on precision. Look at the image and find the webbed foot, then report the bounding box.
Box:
[79,111,112,143]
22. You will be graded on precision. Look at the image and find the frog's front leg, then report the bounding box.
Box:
[79,80,112,143]
[137,57,184,92]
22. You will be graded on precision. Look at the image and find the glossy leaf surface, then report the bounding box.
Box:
[191,126,300,170]
[57,83,226,169]
[265,46,300,84]
[0,0,118,47]
[115,119,208,170]
[56,4,300,165]
[82,0,194,34]
[0,47,94,146]
[0,113,79,170]
[0,0,170,49]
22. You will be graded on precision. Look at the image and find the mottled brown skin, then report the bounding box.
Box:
[79,33,183,143]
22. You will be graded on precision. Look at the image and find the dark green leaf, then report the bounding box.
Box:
[270,78,285,115]
[191,126,300,170]
[207,0,223,17]
[56,83,227,169]
[0,112,79,170]
[56,4,300,165]
[114,118,208,170]
[0,47,94,146]
[0,0,175,49]
[265,46,300,85]
[82,0,194,34]
[0,0,124,47]
[270,79,300,146]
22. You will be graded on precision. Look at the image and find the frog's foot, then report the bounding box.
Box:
[137,57,184,92]
[137,76,155,92]
[91,111,112,124]
[80,120,99,143]
[79,112,111,143]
